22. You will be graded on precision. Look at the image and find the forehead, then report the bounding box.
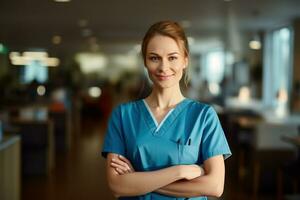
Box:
[146,35,182,54]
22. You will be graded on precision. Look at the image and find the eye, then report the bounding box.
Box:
[169,56,178,61]
[149,56,160,62]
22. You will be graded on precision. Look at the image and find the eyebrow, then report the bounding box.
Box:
[148,52,179,56]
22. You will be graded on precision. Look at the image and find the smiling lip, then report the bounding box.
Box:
[156,74,174,81]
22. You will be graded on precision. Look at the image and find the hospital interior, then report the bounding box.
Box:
[1,0,300,200]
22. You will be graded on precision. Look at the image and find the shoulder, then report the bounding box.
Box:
[186,98,214,114]
[185,99,220,122]
[111,99,142,115]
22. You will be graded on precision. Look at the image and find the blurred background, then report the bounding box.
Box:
[1,0,300,199]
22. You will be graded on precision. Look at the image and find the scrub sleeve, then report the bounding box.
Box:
[102,106,126,158]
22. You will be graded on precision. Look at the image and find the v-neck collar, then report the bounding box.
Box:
[142,99,175,132]
[138,98,190,136]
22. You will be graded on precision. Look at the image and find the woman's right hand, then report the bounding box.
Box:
[110,154,135,175]
[180,164,205,180]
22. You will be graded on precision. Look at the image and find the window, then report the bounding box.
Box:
[202,49,225,95]
[203,49,225,84]
[263,27,293,110]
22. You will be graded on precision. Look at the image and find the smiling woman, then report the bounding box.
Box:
[145,35,187,89]
[101,21,231,200]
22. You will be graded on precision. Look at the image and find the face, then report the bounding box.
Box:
[145,35,188,89]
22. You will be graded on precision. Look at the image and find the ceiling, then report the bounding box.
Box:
[0,0,300,56]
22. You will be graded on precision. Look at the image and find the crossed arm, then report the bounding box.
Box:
[105,153,225,198]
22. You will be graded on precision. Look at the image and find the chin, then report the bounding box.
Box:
[153,81,178,89]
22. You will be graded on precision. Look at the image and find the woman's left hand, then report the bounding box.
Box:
[110,155,135,175]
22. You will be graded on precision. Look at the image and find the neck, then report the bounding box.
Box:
[146,84,185,109]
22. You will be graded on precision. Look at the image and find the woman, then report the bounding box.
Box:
[101,21,231,200]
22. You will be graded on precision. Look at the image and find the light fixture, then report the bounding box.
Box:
[249,39,261,50]
[249,30,261,50]
[37,85,46,96]
[75,53,107,74]
[9,51,60,67]
[52,35,62,45]
[54,0,71,2]
[88,87,102,98]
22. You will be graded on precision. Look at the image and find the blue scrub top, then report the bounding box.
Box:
[102,98,231,200]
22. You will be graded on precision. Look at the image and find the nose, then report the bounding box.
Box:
[157,58,169,72]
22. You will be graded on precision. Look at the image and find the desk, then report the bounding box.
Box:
[281,135,300,147]
[0,135,21,200]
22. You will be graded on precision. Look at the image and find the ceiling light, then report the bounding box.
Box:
[54,0,71,2]
[75,53,107,74]
[37,85,46,96]
[9,51,60,67]
[249,40,261,50]
[88,87,102,98]
[52,35,62,45]
[249,34,261,50]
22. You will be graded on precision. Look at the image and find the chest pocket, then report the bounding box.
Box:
[135,136,200,171]
[178,144,199,165]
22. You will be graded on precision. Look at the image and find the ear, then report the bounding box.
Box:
[183,57,189,69]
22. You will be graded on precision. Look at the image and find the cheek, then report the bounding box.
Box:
[145,65,157,76]
[173,62,185,72]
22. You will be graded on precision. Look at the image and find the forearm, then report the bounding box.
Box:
[108,165,183,197]
[156,173,224,198]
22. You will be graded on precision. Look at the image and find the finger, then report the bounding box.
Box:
[115,167,131,175]
[115,156,130,167]
[115,168,124,175]
[113,169,120,175]
[111,163,133,174]
[112,158,127,166]
[111,162,129,172]
[113,167,122,175]
[111,158,131,170]
[118,155,134,170]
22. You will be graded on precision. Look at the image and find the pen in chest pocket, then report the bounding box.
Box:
[177,138,191,145]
